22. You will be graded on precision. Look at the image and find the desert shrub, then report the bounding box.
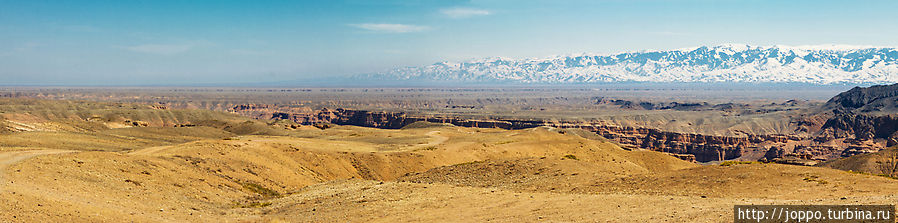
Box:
[845,170,898,180]
[240,182,280,198]
[420,146,437,151]
[238,202,272,208]
[494,140,515,145]
[802,175,828,185]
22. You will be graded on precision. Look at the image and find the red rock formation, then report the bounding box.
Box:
[227,105,890,163]
[230,107,800,162]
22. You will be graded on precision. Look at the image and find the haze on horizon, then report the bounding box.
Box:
[1,0,897,86]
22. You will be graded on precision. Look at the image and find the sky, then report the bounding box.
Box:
[1,0,898,86]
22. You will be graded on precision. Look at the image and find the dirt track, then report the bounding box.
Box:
[409,131,448,150]
[127,145,174,156]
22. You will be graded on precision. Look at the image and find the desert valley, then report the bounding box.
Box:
[2,84,898,222]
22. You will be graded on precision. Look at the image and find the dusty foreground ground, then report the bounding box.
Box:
[2,99,898,222]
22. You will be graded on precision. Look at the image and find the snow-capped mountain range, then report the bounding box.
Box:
[358,44,898,84]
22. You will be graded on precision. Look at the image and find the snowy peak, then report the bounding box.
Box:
[360,44,898,84]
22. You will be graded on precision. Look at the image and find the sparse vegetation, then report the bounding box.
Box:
[237,201,272,208]
[802,175,828,185]
[562,154,579,160]
[240,182,280,198]
[420,146,437,151]
[452,160,484,166]
[846,170,898,180]
[494,140,515,145]
[719,161,755,166]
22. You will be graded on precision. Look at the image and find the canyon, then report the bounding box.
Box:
[4,85,897,164]
[222,106,844,163]
[221,84,898,163]
[3,85,898,222]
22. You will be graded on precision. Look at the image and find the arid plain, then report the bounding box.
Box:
[2,86,898,222]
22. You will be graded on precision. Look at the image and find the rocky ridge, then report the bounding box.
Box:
[359,44,898,84]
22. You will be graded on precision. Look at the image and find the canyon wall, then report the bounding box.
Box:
[231,106,810,162]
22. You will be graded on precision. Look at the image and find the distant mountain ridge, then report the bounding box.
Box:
[358,44,898,84]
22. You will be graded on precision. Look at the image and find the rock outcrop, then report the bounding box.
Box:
[818,114,898,143]
[825,83,898,112]
[788,83,898,159]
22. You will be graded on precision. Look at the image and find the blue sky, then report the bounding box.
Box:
[1,0,897,85]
